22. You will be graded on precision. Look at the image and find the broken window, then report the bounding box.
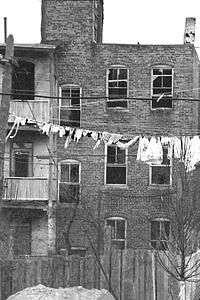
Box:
[107,67,128,108]
[105,217,126,249]
[150,147,171,185]
[59,86,81,127]
[151,219,170,250]
[12,60,35,100]
[10,142,33,177]
[151,67,173,109]
[106,145,127,185]
[59,160,80,203]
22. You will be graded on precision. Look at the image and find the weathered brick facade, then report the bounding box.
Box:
[41,0,200,253]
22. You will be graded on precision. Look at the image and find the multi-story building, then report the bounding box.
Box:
[1,0,200,264]
[0,43,57,257]
[40,0,200,256]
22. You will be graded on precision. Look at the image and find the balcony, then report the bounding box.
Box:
[3,177,48,201]
[8,100,49,123]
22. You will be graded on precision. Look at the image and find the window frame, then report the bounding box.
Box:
[106,66,129,109]
[105,217,127,249]
[151,65,174,110]
[150,218,170,250]
[59,84,81,127]
[105,144,128,186]
[10,142,33,177]
[149,146,172,186]
[58,159,81,203]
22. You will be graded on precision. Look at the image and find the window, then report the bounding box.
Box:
[106,145,127,185]
[107,67,128,108]
[105,217,126,249]
[10,142,33,177]
[150,147,171,185]
[12,61,35,100]
[13,220,32,256]
[151,219,170,250]
[151,66,173,109]
[59,160,80,203]
[59,86,81,127]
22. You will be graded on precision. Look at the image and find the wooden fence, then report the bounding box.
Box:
[0,250,173,300]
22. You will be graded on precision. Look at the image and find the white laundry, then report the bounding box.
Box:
[136,137,150,162]
[116,136,139,150]
[143,136,163,164]
[74,128,83,142]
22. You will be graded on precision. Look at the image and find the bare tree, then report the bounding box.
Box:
[151,163,200,299]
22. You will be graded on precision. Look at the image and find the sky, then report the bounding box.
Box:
[0,0,200,56]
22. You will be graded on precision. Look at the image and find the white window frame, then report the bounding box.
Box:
[105,144,128,186]
[151,65,174,110]
[59,84,81,127]
[58,159,81,203]
[149,146,172,186]
[105,217,127,248]
[150,218,170,250]
[106,65,129,109]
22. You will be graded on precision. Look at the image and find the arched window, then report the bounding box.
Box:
[105,217,126,249]
[151,65,173,109]
[58,160,80,203]
[107,66,129,108]
[12,60,35,100]
[150,218,170,250]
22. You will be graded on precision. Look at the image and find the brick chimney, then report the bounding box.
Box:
[184,17,196,44]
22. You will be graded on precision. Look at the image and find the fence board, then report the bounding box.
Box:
[0,250,170,300]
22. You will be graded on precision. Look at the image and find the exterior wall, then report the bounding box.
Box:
[55,42,200,251]
[31,214,48,255]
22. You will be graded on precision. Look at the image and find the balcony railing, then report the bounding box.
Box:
[3,177,48,201]
[9,100,49,123]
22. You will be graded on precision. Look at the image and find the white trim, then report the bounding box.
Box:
[106,66,129,109]
[149,146,172,186]
[151,66,174,110]
[105,217,127,248]
[104,144,128,186]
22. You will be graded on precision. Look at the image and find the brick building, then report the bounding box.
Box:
[40,0,200,254]
[0,0,200,261]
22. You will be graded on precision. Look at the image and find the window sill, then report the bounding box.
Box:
[151,107,173,111]
[148,184,173,190]
[107,107,129,112]
[102,184,128,189]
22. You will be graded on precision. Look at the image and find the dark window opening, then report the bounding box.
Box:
[59,162,80,203]
[60,87,81,127]
[106,218,126,249]
[151,219,170,250]
[151,147,171,185]
[152,67,173,109]
[10,143,33,177]
[107,68,128,108]
[106,145,126,185]
[12,61,35,100]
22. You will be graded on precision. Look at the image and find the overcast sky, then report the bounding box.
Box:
[0,0,200,56]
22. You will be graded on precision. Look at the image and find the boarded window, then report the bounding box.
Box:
[59,162,80,203]
[151,67,173,109]
[107,68,128,108]
[151,219,170,250]
[12,61,35,100]
[60,87,81,127]
[106,145,126,185]
[13,221,31,256]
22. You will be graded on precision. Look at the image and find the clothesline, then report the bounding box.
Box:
[6,114,200,172]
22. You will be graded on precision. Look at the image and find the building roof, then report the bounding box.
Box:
[0,43,56,52]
